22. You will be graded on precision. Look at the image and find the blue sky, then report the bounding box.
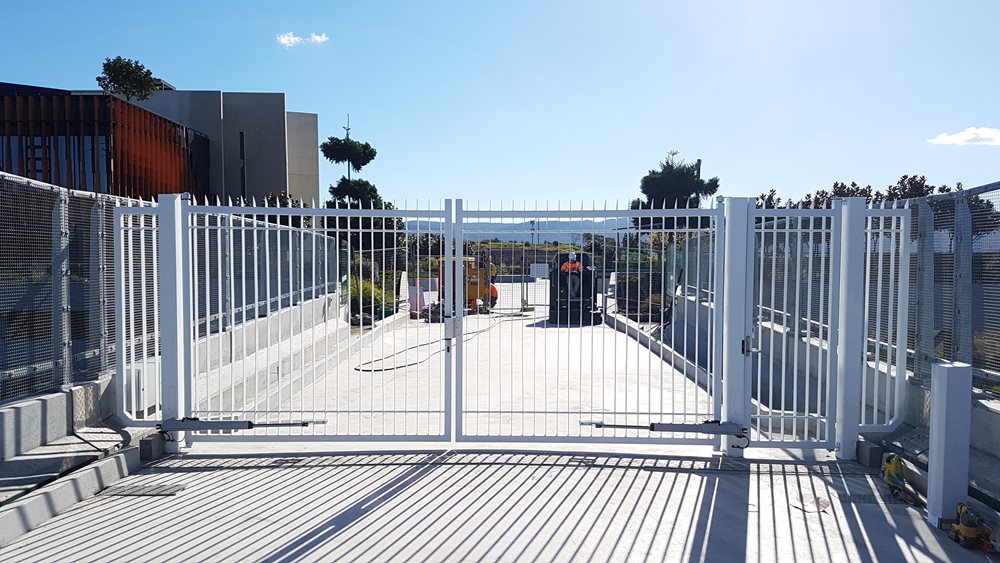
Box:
[3,1,997,204]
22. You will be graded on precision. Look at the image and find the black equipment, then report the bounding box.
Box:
[548,252,602,325]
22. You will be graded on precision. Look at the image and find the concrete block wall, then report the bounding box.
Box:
[1,377,113,461]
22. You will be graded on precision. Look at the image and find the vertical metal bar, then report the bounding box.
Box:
[712,202,725,434]
[881,207,896,425]
[113,205,127,421]
[722,197,753,456]
[191,209,201,417]
[861,214,873,427]
[51,192,71,389]
[872,206,887,425]
[766,210,779,439]
[157,193,190,452]
[803,212,816,440]
[263,205,273,429]
[446,199,456,440]
[368,201,376,436]
[311,213,318,435]
[138,207,150,419]
[916,199,935,385]
[779,208,793,439]
[893,211,911,424]
[216,209,224,421]
[835,197,866,460]
[239,214,248,421]
[791,212,804,439]
[251,213,259,425]
[226,214,236,417]
[127,212,138,419]
[953,193,973,363]
[825,204,842,444]
[90,200,109,374]
[298,212,305,435]
[150,207,161,420]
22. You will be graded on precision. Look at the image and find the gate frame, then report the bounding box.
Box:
[453,201,729,446]
[113,196,909,457]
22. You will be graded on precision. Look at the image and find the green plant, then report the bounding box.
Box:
[349,276,395,316]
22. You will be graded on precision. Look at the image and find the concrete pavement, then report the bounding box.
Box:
[0,447,987,562]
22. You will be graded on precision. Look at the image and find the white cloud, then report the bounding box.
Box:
[307,32,330,44]
[277,32,304,48]
[927,127,1000,146]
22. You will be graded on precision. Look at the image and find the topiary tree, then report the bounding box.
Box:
[320,120,402,251]
[320,137,376,180]
[96,56,157,101]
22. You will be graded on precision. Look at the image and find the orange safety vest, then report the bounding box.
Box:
[560,260,583,273]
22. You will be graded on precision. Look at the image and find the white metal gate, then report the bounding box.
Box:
[114,196,909,456]
[453,202,723,444]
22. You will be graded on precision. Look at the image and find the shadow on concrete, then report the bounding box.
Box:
[0,449,978,562]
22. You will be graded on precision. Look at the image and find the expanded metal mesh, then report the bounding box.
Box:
[0,172,151,404]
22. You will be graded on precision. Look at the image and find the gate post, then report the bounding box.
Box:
[721,197,753,457]
[835,197,866,460]
[158,193,192,452]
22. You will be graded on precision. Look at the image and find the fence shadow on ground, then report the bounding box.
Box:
[0,449,971,562]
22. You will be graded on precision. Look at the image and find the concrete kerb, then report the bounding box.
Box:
[0,446,140,548]
[1,377,113,462]
[603,311,712,392]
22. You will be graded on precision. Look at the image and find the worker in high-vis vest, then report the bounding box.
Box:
[560,252,584,274]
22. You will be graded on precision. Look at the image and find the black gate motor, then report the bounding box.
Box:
[548,252,602,325]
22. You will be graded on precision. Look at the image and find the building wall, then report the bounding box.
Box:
[134,91,225,199]
[285,111,319,203]
[0,93,206,198]
[222,93,288,201]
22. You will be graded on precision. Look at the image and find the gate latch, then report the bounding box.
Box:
[741,335,760,356]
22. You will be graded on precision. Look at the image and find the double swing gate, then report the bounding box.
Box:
[115,195,910,455]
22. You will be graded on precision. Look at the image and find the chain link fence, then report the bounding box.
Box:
[0,172,153,404]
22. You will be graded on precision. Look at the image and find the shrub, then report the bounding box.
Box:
[349,276,395,316]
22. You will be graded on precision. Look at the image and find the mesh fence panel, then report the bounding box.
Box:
[903,187,1000,396]
[0,172,151,404]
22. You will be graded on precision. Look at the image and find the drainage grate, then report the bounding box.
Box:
[102,484,186,496]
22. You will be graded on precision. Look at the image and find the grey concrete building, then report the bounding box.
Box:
[136,90,319,203]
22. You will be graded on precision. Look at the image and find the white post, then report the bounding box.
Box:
[443,199,454,440]
[835,197,866,460]
[711,197,726,451]
[926,361,972,528]
[158,193,191,452]
[721,197,753,457]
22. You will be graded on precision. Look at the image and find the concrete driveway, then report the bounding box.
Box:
[0,447,987,563]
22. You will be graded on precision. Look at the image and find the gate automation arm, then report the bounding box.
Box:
[581,420,750,449]
[157,417,326,439]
